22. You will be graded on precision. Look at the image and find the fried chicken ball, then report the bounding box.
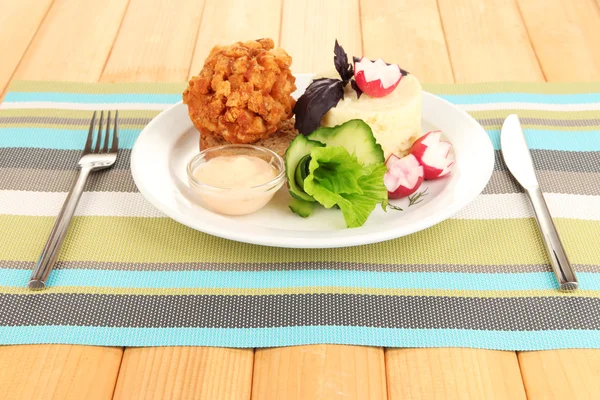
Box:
[183,38,297,144]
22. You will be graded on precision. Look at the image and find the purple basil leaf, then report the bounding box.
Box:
[350,79,363,99]
[334,40,353,83]
[293,78,344,135]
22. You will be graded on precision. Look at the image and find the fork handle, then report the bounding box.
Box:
[28,167,92,289]
[526,187,578,291]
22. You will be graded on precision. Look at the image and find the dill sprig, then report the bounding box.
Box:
[388,203,403,211]
[387,188,429,212]
[408,188,429,207]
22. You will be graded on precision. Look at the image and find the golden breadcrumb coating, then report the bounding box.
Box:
[183,38,296,144]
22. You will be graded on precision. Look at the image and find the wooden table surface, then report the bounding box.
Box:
[1,0,600,399]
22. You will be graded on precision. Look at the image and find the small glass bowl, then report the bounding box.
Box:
[186,144,286,216]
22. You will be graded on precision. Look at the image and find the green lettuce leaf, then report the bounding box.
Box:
[303,146,387,228]
[336,163,388,227]
[303,146,365,208]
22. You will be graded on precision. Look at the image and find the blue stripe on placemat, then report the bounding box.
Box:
[486,129,600,151]
[5,91,600,105]
[3,127,600,152]
[1,325,600,350]
[0,128,141,149]
[2,269,600,291]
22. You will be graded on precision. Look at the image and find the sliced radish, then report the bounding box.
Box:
[410,131,454,180]
[384,154,424,199]
[354,57,402,98]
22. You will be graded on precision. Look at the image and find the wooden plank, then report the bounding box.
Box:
[2,1,132,398]
[252,345,387,400]
[437,0,544,82]
[189,17,382,396]
[516,0,600,81]
[507,2,600,398]
[436,2,600,399]
[102,2,258,395]
[0,0,54,96]
[280,0,362,73]
[112,347,253,400]
[386,348,526,400]
[189,0,282,77]
[12,0,129,81]
[101,0,205,82]
[376,2,531,396]
[518,349,600,399]
[360,0,454,83]
[0,345,122,400]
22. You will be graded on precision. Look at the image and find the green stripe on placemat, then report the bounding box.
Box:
[2,216,599,265]
[0,80,599,349]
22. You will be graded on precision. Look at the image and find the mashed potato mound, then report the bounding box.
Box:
[321,73,422,159]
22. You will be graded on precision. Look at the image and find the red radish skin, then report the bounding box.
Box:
[384,154,424,199]
[410,131,454,180]
[354,57,402,98]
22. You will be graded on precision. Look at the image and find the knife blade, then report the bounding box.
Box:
[501,114,578,291]
[500,115,539,189]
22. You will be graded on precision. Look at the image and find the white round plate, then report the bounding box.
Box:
[131,74,494,248]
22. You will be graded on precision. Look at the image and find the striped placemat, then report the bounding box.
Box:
[0,80,599,350]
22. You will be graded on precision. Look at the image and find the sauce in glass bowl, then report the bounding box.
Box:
[187,145,285,216]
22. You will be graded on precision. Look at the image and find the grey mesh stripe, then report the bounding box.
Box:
[0,168,138,192]
[1,293,599,330]
[3,167,600,195]
[0,148,131,170]
[1,148,598,173]
[483,171,600,195]
[2,260,599,273]
[493,150,600,173]
[3,115,600,128]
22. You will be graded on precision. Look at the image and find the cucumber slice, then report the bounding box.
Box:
[289,197,315,218]
[284,134,324,202]
[307,119,384,166]
[294,155,311,190]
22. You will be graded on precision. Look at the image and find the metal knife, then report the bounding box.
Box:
[500,114,578,291]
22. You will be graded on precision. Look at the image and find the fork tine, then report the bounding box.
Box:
[111,110,119,153]
[84,111,97,153]
[102,111,111,153]
[93,111,104,153]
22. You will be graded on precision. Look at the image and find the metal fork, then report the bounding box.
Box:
[28,111,119,290]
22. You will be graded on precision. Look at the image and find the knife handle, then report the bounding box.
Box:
[526,187,578,291]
